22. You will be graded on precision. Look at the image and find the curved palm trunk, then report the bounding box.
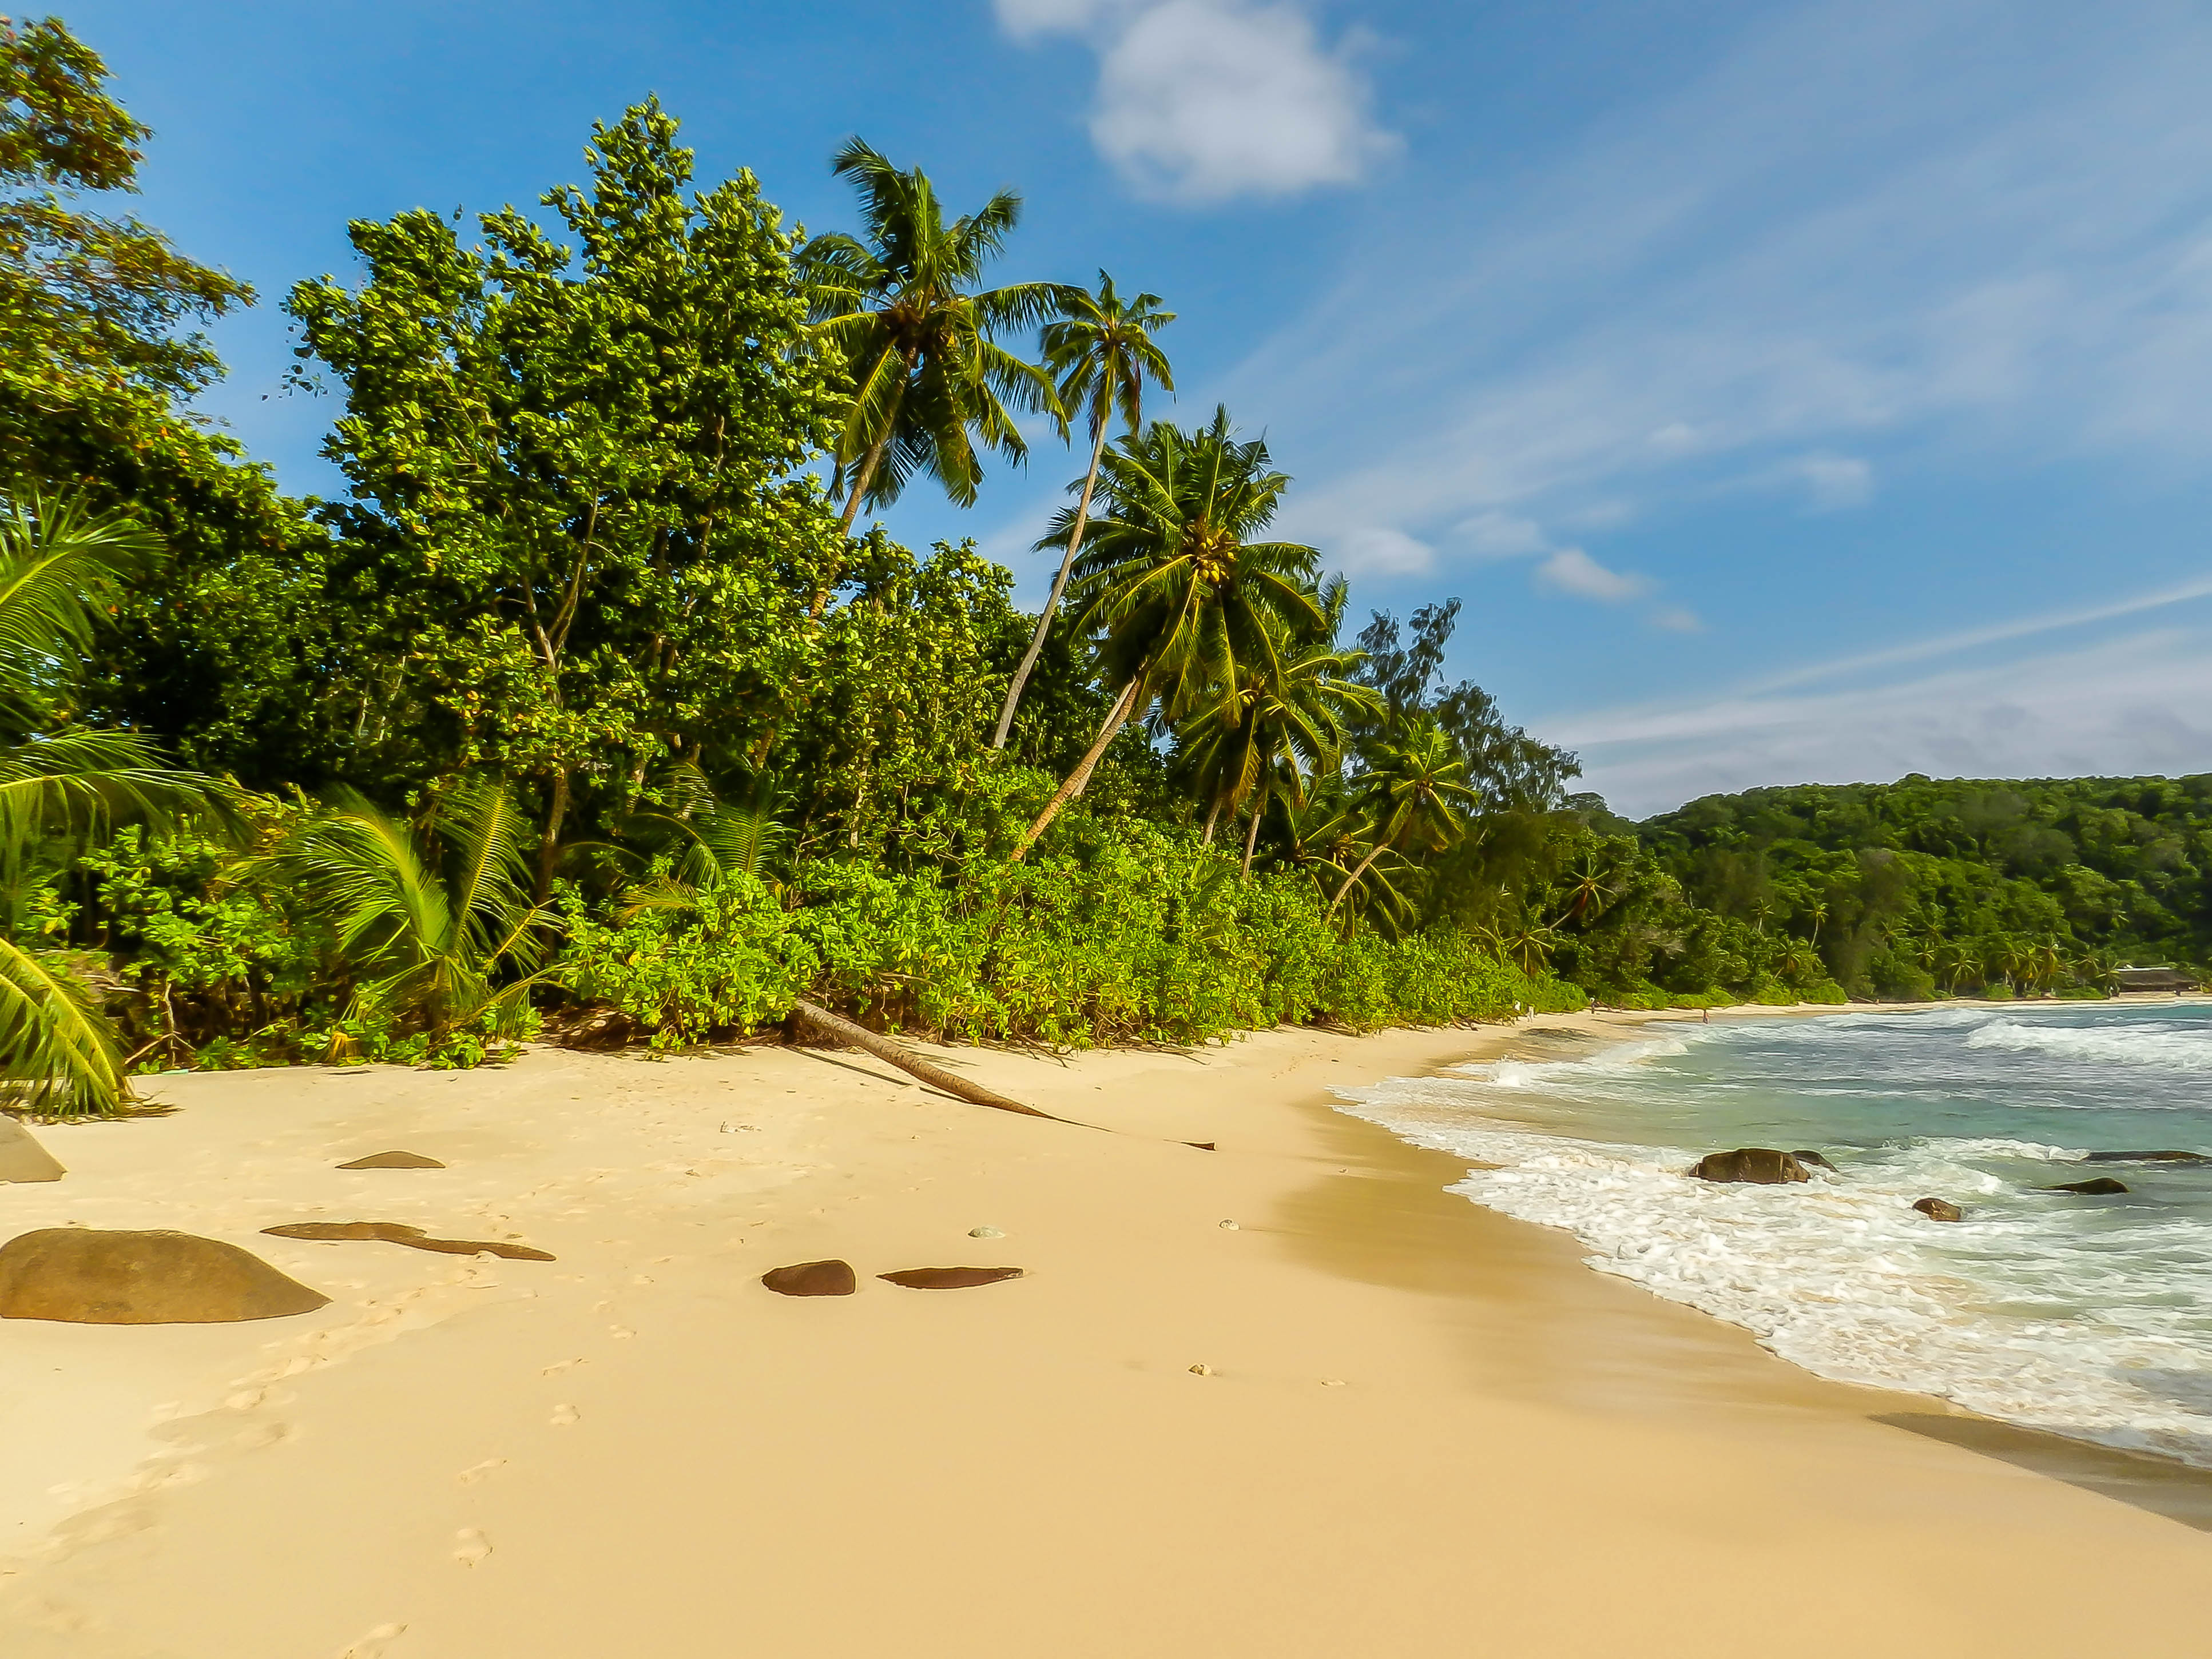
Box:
[1012,678,1141,861]
[991,416,1110,750]
[1201,798,1221,845]
[1240,795,1264,877]
[1325,840,1387,921]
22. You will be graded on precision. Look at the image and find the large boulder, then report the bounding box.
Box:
[1691,1148,1809,1185]
[1912,1197,1963,1222]
[0,1228,329,1324]
[1791,1149,1840,1173]
[2083,1150,2210,1164]
[2044,1177,2129,1195]
[0,1117,64,1183]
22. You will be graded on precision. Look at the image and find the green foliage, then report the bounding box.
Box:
[1642,774,2212,997]
[558,829,1581,1052]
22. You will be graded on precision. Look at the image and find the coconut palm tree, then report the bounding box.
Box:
[1325,719,1478,920]
[797,138,1061,551]
[270,778,554,1053]
[0,493,220,1115]
[990,273,1174,750]
[1180,595,1377,877]
[1012,407,1324,860]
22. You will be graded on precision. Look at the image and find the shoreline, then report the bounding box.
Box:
[2,1013,2209,1654]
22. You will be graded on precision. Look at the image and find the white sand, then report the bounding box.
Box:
[1,1016,2207,1656]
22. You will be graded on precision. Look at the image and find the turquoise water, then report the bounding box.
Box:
[1339,1001,2212,1466]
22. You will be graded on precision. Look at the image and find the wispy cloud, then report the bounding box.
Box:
[993,0,1397,202]
[1550,573,2212,813]
[1245,0,2212,586]
[1535,547,1649,602]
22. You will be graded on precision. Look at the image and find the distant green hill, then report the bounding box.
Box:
[1635,774,2212,1000]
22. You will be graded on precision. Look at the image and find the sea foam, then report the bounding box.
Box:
[1338,1009,2212,1468]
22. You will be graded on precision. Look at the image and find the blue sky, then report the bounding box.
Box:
[56,0,2212,814]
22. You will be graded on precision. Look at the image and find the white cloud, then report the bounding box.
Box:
[995,0,1396,202]
[1535,547,1651,602]
[1650,605,1705,633]
[1337,525,1433,575]
[1791,452,1873,510]
[1456,511,1547,558]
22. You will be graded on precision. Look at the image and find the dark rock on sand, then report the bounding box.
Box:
[1912,1197,1964,1222]
[762,1259,857,1296]
[336,1149,446,1169]
[2043,1177,2130,1195]
[1791,1149,1840,1173]
[0,1117,64,1183]
[2083,1150,2211,1164]
[0,1227,330,1323]
[263,1221,555,1260]
[879,1267,1026,1289]
[1691,1148,1809,1185]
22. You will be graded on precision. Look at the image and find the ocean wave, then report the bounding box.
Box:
[1964,1018,2212,1071]
[1335,1080,2212,1469]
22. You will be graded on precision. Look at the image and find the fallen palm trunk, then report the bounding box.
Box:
[788,1000,1060,1121]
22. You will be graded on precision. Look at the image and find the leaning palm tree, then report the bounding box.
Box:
[0,493,219,1115]
[797,138,1061,551]
[1326,719,1479,920]
[1013,408,1324,860]
[271,778,554,1053]
[991,273,1174,749]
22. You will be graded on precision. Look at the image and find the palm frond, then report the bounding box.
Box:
[0,935,132,1117]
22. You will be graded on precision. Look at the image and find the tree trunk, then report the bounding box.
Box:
[1012,678,1141,862]
[788,999,1062,1120]
[991,415,1110,750]
[837,432,891,536]
[1241,797,1264,877]
[536,767,570,901]
[1325,840,1387,921]
[1201,799,1221,845]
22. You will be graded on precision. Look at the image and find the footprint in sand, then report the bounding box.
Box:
[541,1358,583,1376]
[452,1528,492,1568]
[457,1459,505,1486]
[549,1403,580,1426]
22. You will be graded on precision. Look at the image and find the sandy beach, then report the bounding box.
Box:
[3,1012,2210,1657]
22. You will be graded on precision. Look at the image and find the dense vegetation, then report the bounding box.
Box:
[0,18,2189,1116]
[1642,775,2212,1000]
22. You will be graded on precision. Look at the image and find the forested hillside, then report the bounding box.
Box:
[1641,775,2212,999]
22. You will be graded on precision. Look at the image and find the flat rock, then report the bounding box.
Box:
[1912,1197,1964,1222]
[1691,1148,1809,1185]
[1792,1149,1840,1172]
[878,1266,1026,1290]
[336,1150,446,1169]
[762,1259,856,1296]
[0,1228,329,1324]
[0,1117,64,1183]
[2043,1177,2130,1195]
[2082,1149,2211,1164]
[263,1221,554,1260]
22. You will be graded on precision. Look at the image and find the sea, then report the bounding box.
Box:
[1337,1000,2212,1467]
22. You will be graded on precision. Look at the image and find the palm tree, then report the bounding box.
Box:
[1013,408,1324,860]
[271,778,554,1053]
[1180,596,1377,877]
[0,494,219,1115]
[990,273,1174,750]
[797,139,1061,553]
[1325,720,1478,920]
